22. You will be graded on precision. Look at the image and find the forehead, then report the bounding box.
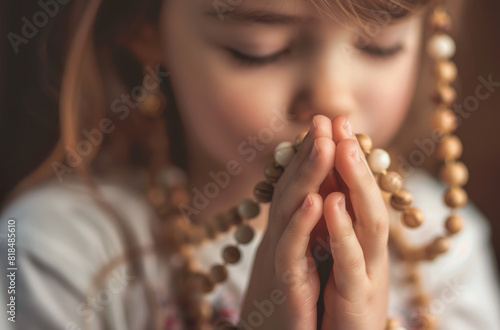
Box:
[196,0,418,30]
[198,0,338,25]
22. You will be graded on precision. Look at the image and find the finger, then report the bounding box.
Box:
[331,114,355,144]
[270,115,335,235]
[331,115,368,170]
[335,137,389,273]
[278,114,333,183]
[273,136,335,233]
[323,192,367,298]
[275,193,323,276]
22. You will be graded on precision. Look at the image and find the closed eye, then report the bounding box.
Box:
[227,47,291,66]
[358,44,404,58]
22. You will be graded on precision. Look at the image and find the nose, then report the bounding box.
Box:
[288,46,356,124]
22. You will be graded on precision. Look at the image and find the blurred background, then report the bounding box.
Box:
[1,1,499,272]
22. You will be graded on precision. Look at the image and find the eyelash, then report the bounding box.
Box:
[359,44,404,58]
[228,48,291,67]
[228,43,403,67]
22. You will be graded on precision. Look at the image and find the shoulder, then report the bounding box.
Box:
[0,177,157,290]
[402,168,491,248]
[400,169,493,275]
[0,177,170,328]
[398,169,500,328]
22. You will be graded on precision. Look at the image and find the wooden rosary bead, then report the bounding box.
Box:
[238,199,261,220]
[378,171,403,193]
[431,9,452,32]
[367,148,391,174]
[444,186,468,208]
[427,33,456,60]
[391,189,413,211]
[433,236,451,253]
[295,131,308,147]
[402,207,424,228]
[426,236,450,260]
[214,215,230,233]
[222,245,241,264]
[264,163,284,183]
[413,292,432,306]
[235,224,255,244]
[227,207,243,225]
[188,272,215,293]
[253,181,274,203]
[209,264,228,283]
[147,187,166,207]
[432,84,456,106]
[169,187,190,206]
[204,223,217,240]
[355,133,373,155]
[187,299,213,320]
[407,269,420,284]
[445,214,464,234]
[385,318,403,330]
[158,166,188,188]
[139,93,164,116]
[186,227,205,245]
[436,135,462,160]
[439,161,469,186]
[434,60,457,83]
[430,108,457,134]
[274,141,295,167]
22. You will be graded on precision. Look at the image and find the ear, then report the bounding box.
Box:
[119,21,165,68]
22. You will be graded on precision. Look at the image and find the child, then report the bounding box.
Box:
[1,0,500,329]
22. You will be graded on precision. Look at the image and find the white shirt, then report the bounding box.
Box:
[1,169,499,329]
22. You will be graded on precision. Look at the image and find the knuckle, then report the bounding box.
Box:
[359,169,376,191]
[275,195,289,221]
[335,254,364,279]
[334,231,352,247]
[344,252,365,271]
[269,194,292,232]
[372,208,390,237]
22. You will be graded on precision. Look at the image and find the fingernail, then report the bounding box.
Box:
[310,140,319,160]
[309,119,317,135]
[302,194,313,210]
[343,118,353,136]
[337,194,346,213]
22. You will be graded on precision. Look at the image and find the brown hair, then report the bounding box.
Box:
[3,0,463,327]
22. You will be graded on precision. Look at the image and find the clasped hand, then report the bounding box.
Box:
[241,114,390,330]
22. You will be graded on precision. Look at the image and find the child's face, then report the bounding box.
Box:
[159,0,424,169]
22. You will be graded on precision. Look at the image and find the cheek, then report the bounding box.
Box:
[357,54,420,147]
[163,30,292,165]
[161,1,289,165]
[196,76,300,167]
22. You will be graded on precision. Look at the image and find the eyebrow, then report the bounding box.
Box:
[203,7,314,25]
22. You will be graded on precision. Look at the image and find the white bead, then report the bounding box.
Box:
[274,141,295,167]
[158,166,188,187]
[367,148,391,173]
[427,34,456,59]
